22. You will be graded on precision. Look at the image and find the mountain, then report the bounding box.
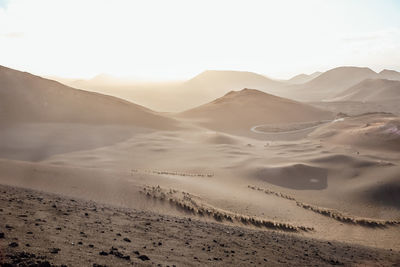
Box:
[185,70,282,91]
[287,71,322,84]
[181,70,284,105]
[330,79,400,102]
[379,69,400,81]
[179,88,333,133]
[290,66,380,101]
[0,65,177,129]
[47,70,285,113]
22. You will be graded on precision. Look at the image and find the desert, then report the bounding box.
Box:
[1,64,400,266]
[1,1,400,266]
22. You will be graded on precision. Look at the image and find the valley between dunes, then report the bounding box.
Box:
[1,66,400,266]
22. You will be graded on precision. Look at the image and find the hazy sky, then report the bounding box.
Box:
[1,0,400,80]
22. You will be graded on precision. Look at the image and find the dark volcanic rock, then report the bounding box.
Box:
[8,242,18,247]
[137,255,150,261]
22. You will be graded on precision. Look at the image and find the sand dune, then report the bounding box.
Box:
[1,66,400,265]
[0,65,177,129]
[179,88,333,134]
[330,78,400,102]
[360,178,400,209]
[311,113,400,151]
[252,163,328,190]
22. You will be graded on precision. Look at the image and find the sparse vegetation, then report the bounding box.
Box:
[132,169,213,177]
[140,185,313,232]
[248,185,400,228]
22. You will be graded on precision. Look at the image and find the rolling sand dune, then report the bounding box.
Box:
[179,88,333,134]
[309,100,400,117]
[253,164,328,190]
[330,78,400,102]
[1,66,400,265]
[360,178,400,209]
[311,113,400,151]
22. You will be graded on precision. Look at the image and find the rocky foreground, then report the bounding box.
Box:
[0,185,399,266]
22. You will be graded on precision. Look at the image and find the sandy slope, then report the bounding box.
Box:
[1,67,400,265]
[0,65,177,130]
[2,185,399,267]
[1,112,399,252]
[179,88,333,135]
[310,113,400,151]
[309,100,400,117]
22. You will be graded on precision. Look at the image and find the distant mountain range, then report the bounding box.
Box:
[3,65,400,116]
[276,66,400,102]
[330,79,400,102]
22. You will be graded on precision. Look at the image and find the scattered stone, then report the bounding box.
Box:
[99,251,108,256]
[9,242,19,247]
[137,255,150,261]
[50,248,61,254]
[0,232,5,238]
[123,237,131,242]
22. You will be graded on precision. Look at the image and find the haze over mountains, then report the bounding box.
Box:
[1,64,400,266]
[48,66,400,113]
[0,65,177,130]
[287,71,322,84]
[331,79,400,102]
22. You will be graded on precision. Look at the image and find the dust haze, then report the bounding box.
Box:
[1,1,400,266]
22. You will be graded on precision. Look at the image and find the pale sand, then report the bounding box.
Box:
[1,112,399,254]
[1,66,400,265]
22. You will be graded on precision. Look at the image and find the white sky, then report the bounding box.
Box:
[1,0,400,80]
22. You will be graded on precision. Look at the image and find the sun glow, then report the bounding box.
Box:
[1,0,400,80]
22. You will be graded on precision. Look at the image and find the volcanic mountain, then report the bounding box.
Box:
[179,88,333,133]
